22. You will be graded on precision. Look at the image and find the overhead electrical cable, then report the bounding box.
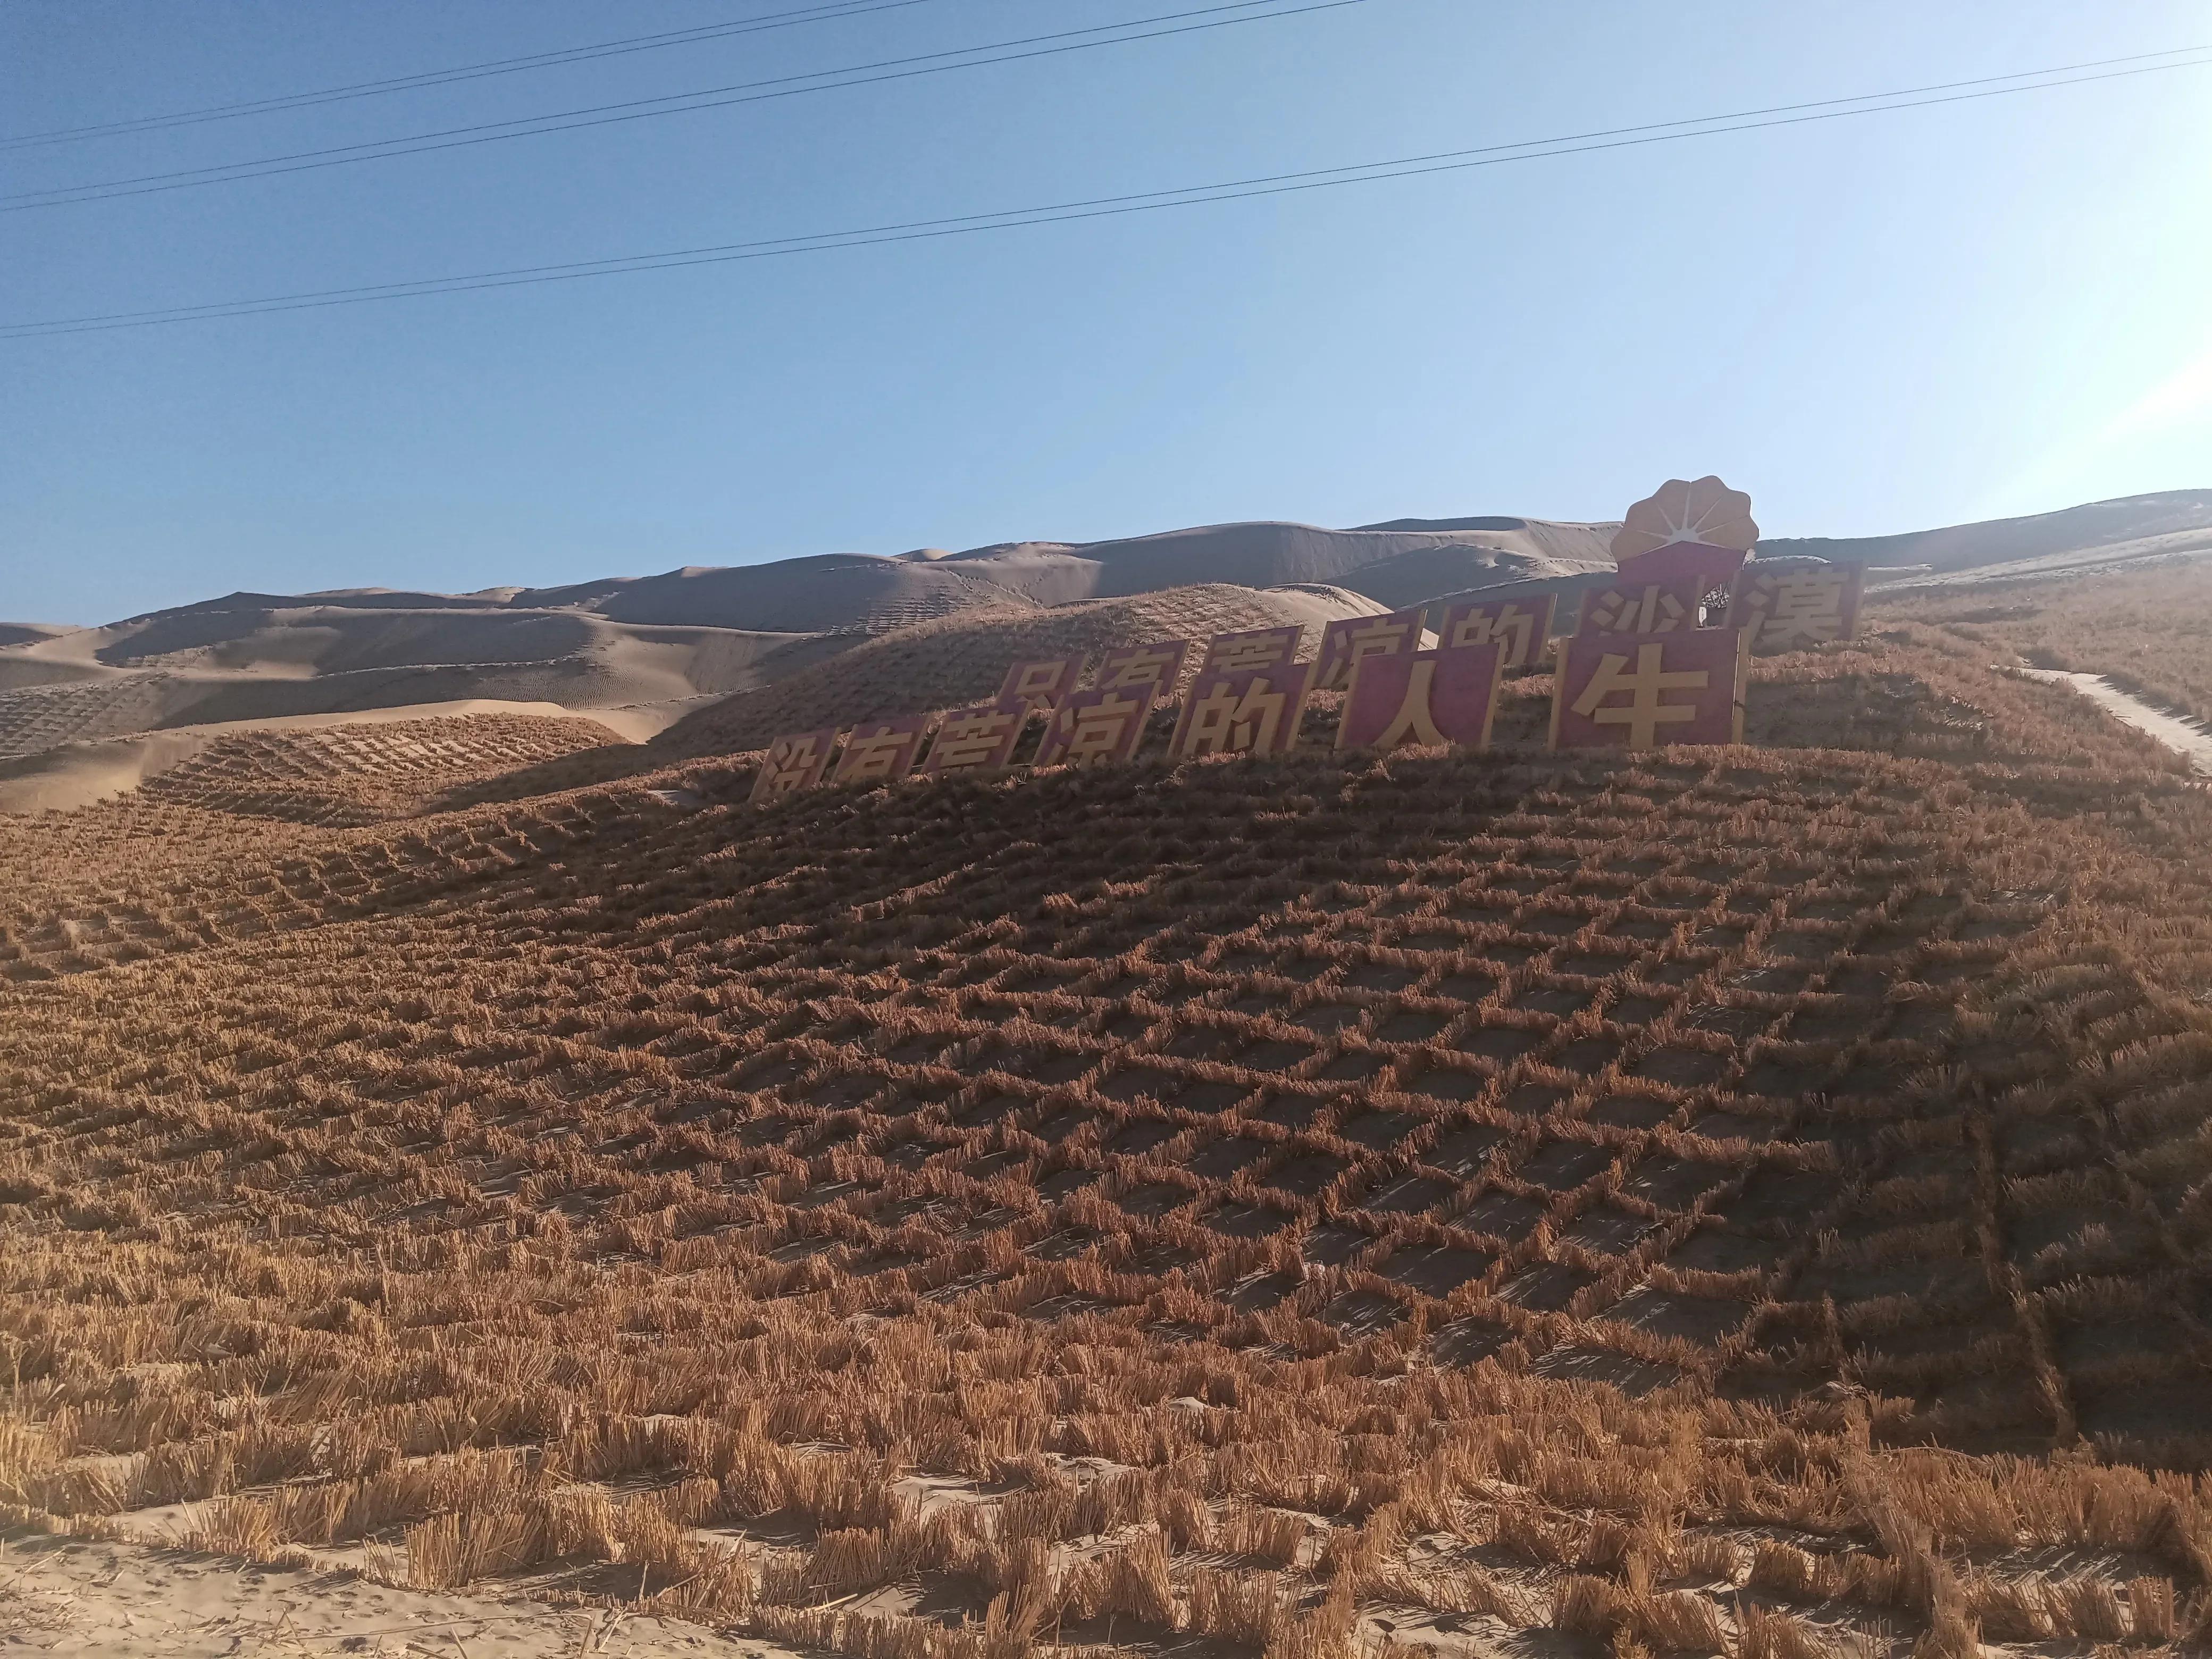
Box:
[0,0,953,152]
[6,46,2208,339]
[1,0,1364,209]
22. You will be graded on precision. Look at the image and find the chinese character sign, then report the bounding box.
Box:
[1314,609,1429,691]
[1725,564,1864,652]
[1577,578,1705,637]
[998,656,1082,715]
[1170,663,1314,760]
[1201,625,1305,676]
[919,700,1029,776]
[1035,684,1157,768]
[1551,632,1747,751]
[1437,594,1556,671]
[750,728,840,802]
[1336,644,1504,752]
[1095,638,1190,696]
[832,715,932,785]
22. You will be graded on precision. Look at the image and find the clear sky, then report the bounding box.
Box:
[4,0,2209,624]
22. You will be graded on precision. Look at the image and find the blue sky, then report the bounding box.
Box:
[4,0,2209,624]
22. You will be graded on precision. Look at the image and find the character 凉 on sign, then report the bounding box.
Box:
[1550,631,1748,751]
[1437,594,1555,671]
[919,701,1029,776]
[1093,638,1190,696]
[1171,663,1314,759]
[998,657,1083,715]
[750,728,841,801]
[1035,684,1157,768]
[1200,625,1305,677]
[1726,564,1865,652]
[832,715,932,784]
[1314,609,1430,691]
[1335,643,1504,752]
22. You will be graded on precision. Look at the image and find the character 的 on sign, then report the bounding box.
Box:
[1550,630,1748,751]
[1336,642,1504,753]
[1436,594,1554,671]
[1171,661,1314,759]
[750,728,841,801]
[1313,609,1430,692]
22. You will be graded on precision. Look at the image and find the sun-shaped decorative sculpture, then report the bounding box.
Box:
[1612,476,1759,565]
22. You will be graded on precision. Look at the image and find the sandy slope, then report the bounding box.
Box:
[653,582,1386,758]
[1,1535,777,1658]
[0,701,628,815]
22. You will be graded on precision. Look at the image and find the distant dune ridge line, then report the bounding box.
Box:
[0,489,2203,771]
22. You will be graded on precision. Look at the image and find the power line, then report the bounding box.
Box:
[3,0,1361,210]
[0,0,951,152]
[7,46,2208,340]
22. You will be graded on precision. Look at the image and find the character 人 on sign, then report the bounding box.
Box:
[1035,684,1157,768]
[1170,663,1314,759]
[1200,625,1305,677]
[750,728,840,801]
[919,701,1029,776]
[1437,594,1555,671]
[1726,564,1865,652]
[998,657,1082,715]
[1314,609,1430,691]
[832,715,932,784]
[1094,638,1189,695]
[1550,631,1747,751]
[1336,643,1504,752]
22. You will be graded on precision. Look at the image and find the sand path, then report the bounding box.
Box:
[1,1534,791,1658]
[2013,668,2212,774]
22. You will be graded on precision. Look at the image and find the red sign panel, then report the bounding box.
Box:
[832,714,932,785]
[1034,684,1158,768]
[1200,625,1306,677]
[1314,609,1429,691]
[1575,577,1707,638]
[1436,593,1556,671]
[998,657,1083,715]
[1336,644,1504,752]
[919,700,1029,776]
[1170,662,1315,759]
[750,728,840,802]
[1094,638,1190,697]
[1551,631,1747,751]
[1725,564,1865,652]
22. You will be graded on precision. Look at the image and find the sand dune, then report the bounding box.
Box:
[7,491,2201,769]
[0,701,623,815]
[654,582,1385,758]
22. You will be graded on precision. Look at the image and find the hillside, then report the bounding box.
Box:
[653,582,1388,760]
[4,580,2212,1654]
[6,491,2205,773]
